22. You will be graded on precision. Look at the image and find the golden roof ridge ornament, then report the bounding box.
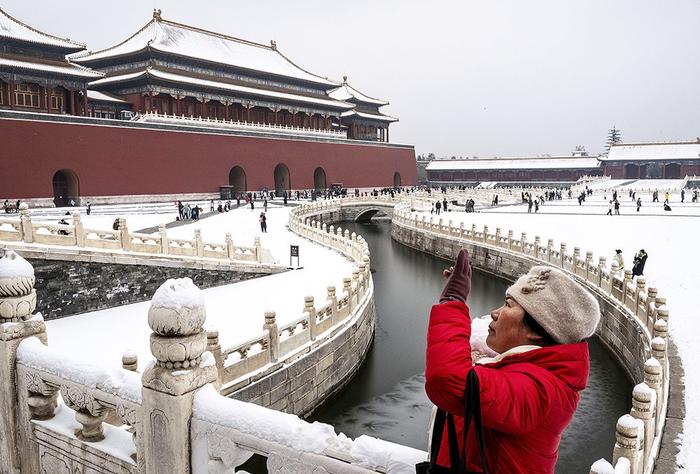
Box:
[153,9,162,21]
[270,40,277,50]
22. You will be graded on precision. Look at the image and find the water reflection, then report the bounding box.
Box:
[312,220,631,473]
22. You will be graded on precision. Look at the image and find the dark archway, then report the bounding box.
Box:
[314,167,327,191]
[52,169,79,207]
[393,172,402,187]
[624,163,639,179]
[228,166,247,195]
[274,163,291,193]
[664,163,681,179]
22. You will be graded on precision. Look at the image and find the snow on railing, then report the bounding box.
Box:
[0,207,265,265]
[138,111,347,139]
[191,385,425,473]
[391,201,671,474]
[211,200,374,393]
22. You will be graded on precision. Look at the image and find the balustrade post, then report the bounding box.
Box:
[205,328,224,388]
[630,382,656,467]
[194,229,204,257]
[644,358,663,432]
[254,236,262,263]
[263,312,279,363]
[225,232,235,260]
[305,296,317,341]
[507,230,513,249]
[533,236,541,257]
[122,351,138,372]
[547,239,554,262]
[482,225,488,243]
[19,204,33,243]
[0,251,48,471]
[520,232,527,252]
[141,278,217,474]
[343,277,353,312]
[634,277,646,316]
[119,218,130,251]
[471,224,477,240]
[495,227,501,246]
[73,212,85,247]
[598,257,607,286]
[612,415,644,474]
[363,255,371,279]
[327,287,339,325]
[160,224,169,255]
[585,251,593,281]
[653,319,668,340]
[646,288,657,320]
[560,243,567,268]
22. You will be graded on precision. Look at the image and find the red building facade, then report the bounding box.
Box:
[0,9,414,205]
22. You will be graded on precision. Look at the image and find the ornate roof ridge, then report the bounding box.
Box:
[70,18,156,61]
[329,79,389,106]
[611,140,700,147]
[0,6,86,49]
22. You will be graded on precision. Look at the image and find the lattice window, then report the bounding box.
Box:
[15,83,41,108]
[50,88,64,111]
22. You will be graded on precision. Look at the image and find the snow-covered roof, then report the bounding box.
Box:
[89,67,354,110]
[328,80,389,106]
[87,90,128,103]
[71,12,338,87]
[426,156,602,171]
[341,109,397,123]
[0,7,86,52]
[603,142,700,162]
[0,56,103,78]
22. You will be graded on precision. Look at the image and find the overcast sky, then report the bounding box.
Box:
[7,0,700,157]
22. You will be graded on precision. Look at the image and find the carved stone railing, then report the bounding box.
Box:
[139,111,348,139]
[191,385,425,473]
[0,207,264,264]
[211,199,375,393]
[391,202,671,474]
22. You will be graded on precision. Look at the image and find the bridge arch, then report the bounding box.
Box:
[314,167,327,191]
[52,169,80,207]
[228,166,247,195]
[274,163,291,193]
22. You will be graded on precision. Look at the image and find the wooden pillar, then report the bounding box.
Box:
[83,89,88,116]
[292,111,296,126]
[386,127,390,143]
[8,79,15,109]
[69,90,76,115]
[140,94,146,113]
[46,84,51,114]
[274,110,278,125]
[176,97,181,115]
[246,106,251,122]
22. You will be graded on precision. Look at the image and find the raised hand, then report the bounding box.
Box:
[439,249,472,303]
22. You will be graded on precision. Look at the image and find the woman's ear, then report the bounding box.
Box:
[525,331,544,345]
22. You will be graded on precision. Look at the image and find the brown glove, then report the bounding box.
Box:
[440,249,472,303]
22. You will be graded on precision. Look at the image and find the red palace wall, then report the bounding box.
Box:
[1,117,417,200]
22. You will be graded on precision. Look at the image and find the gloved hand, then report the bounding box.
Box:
[440,249,472,303]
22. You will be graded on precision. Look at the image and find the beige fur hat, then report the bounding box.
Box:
[506,265,600,344]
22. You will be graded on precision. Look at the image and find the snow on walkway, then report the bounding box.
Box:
[45,205,354,369]
[419,197,699,472]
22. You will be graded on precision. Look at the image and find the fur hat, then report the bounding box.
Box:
[506,266,600,344]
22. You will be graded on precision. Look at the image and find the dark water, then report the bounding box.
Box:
[312,220,632,473]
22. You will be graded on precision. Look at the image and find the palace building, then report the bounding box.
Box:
[602,141,700,179]
[0,8,415,206]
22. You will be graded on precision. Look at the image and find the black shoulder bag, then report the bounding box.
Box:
[416,369,490,473]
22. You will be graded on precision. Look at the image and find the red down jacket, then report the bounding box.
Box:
[425,301,589,473]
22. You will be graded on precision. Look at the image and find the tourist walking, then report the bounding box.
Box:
[632,249,648,277]
[259,212,267,233]
[613,249,625,275]
[435,200,441,215]
[443,198,448,213]
[424,250,599,473]
[614,199,620,215]
[681,189,685,203]
[534,200,539,213]
[606,200,613,216]
[86,201,92,215]
[264,198,268,212]
[636,197,642,212]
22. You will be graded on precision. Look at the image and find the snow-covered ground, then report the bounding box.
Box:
[418,191,698,472]
[45,204,354,369]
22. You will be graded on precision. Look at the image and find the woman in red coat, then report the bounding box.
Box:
[425,250,600,473]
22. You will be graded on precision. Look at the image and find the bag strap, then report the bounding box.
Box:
[458,369,490,474]
[428,409,461,470]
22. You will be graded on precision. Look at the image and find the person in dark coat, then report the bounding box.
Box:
[632,249,648,276]
[259,212,267,233]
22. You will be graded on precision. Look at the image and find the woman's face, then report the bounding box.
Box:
[486,296,539,354]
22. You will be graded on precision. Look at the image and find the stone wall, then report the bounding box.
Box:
[390,221,646,382]
[232,297,376,417]
[22,252,278,320]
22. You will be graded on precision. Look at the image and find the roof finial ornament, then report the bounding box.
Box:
[343,75,348,83]
[270,40,277,50]
[153,9,162,20]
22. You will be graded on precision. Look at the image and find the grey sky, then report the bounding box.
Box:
[6,0,700,157]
